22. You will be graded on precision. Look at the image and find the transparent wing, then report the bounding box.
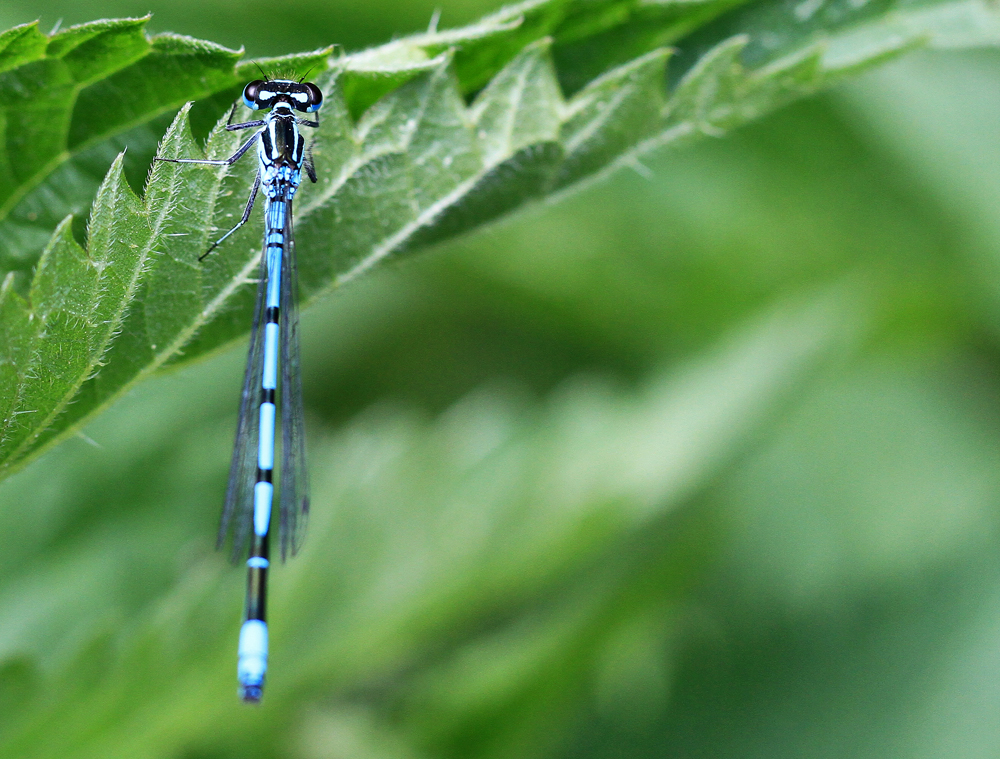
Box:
[218,224,269,562]
[279,193,310,560]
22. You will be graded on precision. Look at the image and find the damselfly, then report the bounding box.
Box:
[155,77,323,702]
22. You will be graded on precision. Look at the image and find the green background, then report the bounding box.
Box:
[3,0,1000,757]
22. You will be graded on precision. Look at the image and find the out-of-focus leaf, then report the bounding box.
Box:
[720,363,1000,610]
[0,290,851,757]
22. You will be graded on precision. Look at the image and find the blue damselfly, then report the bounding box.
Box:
[156,76,323,702]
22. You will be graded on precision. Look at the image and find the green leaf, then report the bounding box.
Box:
[2,0,1000,476]
[0,20,243,270]
[0,156,151,468]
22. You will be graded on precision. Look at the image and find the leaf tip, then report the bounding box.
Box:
[525,35,554,52]
[0,270,15,299]
[50,214,77,242]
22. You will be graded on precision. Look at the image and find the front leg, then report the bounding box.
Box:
[224,98,268,131]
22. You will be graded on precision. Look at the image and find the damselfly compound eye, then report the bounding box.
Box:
[303,83,323,113]
[242,79,265,110]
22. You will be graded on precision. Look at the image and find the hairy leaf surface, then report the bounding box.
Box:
[1,0,999,476]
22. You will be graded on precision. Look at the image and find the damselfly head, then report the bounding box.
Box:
[242,79,323,113]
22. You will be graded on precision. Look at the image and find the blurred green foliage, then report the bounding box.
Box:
[1,0,1000,758]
